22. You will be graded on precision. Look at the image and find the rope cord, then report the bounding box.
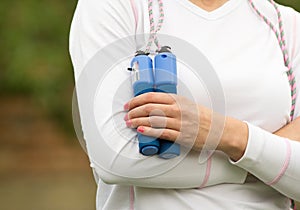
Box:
[248,0,296,121]
[145,0,165,53]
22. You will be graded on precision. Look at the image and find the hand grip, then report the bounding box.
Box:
[154,52,180,159]
[130,54,160,156]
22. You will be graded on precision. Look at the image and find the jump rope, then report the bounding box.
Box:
[128,0,297,208]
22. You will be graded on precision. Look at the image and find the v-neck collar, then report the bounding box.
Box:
[175,0,243,20]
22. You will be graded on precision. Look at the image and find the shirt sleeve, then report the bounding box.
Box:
[230,7,300,201]
[69,0,248,189]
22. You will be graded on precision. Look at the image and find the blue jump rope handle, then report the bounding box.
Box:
[154,52,180,159]
[131,55,160,156]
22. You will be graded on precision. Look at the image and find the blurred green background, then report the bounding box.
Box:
[0,0,96,210]
[0,0,299,210]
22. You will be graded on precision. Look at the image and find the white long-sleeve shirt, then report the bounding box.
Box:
[69,0,300,209]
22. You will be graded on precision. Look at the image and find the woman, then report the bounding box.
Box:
[70,0,300,209]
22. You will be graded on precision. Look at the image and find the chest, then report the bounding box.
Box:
[137,0,292,132]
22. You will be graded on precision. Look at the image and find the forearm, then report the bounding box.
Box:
[213,113,300,201]
[215,114,249,161]
[217,115,300,201]
[88,85,247,188]
[92,150,247,189]
[231,123,300,201]
[274,116,300,140]
[218,116,300,160]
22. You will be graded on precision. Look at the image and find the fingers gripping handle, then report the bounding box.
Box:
[129,49,180,159]
[130,53,160,156]
[154,49,180,159]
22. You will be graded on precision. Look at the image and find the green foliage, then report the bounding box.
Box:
[0,0,77,134]
[276,0,300,11]
[0,0,77,92]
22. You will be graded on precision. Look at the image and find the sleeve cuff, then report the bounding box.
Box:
[229,122,291,185]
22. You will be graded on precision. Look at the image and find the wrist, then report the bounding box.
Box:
[218,117,249,161]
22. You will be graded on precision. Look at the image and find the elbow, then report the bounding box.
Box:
[91,164,130,186]
[100,174,122,185]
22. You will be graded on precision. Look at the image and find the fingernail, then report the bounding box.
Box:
[124,114,129,121]
[137,127,145,133]
[125,120,132,127]
[124,103,129,111]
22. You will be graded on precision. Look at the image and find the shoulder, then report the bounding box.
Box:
[73,0,136,22]
[69,0,137,77]
[278,4,300,29]
[278,4,299,17]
